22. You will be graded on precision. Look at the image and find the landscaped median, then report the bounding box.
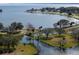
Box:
[40,34,78,48]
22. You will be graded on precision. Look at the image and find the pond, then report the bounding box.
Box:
[20,35,79,55]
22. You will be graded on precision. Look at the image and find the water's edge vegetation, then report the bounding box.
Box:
[26,7,79,19]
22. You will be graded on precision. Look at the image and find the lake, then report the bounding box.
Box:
[1,3,79,55]
[0,4,79,28]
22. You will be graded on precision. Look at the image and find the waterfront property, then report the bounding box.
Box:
[0,3,79,55]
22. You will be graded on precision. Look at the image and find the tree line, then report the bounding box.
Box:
[26,7,79,15]
[0,22,24,33]
[0,22,24,54]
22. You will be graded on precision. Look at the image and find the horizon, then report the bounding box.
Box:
[0,3,79,7]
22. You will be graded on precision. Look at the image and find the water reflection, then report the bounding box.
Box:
[20,35,31,44]
[20,35,79,55]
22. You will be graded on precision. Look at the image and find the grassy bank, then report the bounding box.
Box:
[40,34,78,48]
[11,44,38,55]
[47,12,79,20]
[71,14,79,20]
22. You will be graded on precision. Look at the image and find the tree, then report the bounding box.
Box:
[35,26,43,49]
[68,12,72,17]
[70,22,75,27]
[8,22,24,33]
[10,22,24,30]
[72,29,79,42]
[10,38,17,49]
[58,7,66,13]
[59,37,66,52]
[42,28,50,40]
[0,23,4,30]
[53,19,69,34]
[57,19,69,29]
[38,26,43,39]
[10,22,17,30]
[26,23,35,33]
[26,23,35,44]
[41,8,45,12]
[16,22,24,30]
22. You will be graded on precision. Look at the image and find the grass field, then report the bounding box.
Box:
[10,44,38,55]
[41,34,78,48]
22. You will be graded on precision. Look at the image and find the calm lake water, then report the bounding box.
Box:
[0,4,79,28]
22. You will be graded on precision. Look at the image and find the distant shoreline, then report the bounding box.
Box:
[26,11,79,20]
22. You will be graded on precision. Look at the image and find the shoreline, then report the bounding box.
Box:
[26,11,79,20]
[40,39,78,49]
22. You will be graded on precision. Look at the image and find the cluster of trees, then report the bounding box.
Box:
[24,19,75,41]
[53,19,70,50]
[0,22,23,54]
[57,7,79,14]
[25,23,43,42]
[27,7,56,12]
[53,19,79,50]
[9,22,24,32]
[0,36,18,54]
[40,7,56,12]
[53,19,75,34]
[0,22,24,33]
[0,23,4,30]
[27,7,79,15]
[26,24,51,41]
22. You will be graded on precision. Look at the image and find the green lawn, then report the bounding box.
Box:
[41,34,78,48]
[10,44,38,55]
